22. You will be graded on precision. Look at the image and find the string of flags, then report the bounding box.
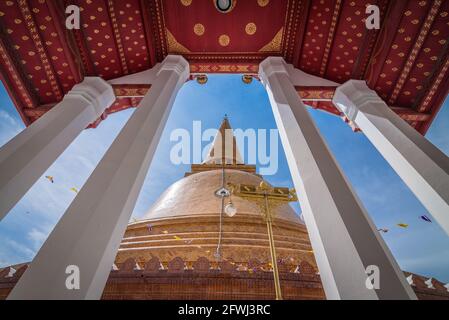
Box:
[44,174,81,195]
[144,221,307,273]
[143,226,208,253]
[377,214,433,234]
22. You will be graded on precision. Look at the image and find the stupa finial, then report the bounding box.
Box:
[202,115,243,165]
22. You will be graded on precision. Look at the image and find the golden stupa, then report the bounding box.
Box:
[102,118,325,300]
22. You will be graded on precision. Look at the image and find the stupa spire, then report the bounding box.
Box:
[203,116,243,165]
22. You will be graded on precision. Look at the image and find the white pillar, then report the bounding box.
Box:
[0,77,115,221]
[334,80,449,236]
[7,55,189,300]
[259,57,416,300]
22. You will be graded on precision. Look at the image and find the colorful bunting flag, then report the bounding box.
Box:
[397,223,409,228]
[420,215,432,223]
[378,228,389,233]
[45,176,54,183]
[70,187,79,194]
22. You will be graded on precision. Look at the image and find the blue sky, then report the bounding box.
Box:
[0,74,448,284]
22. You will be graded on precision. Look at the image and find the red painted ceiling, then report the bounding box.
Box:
[0,0,447,133]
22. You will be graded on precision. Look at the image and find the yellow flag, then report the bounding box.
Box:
[70,187,79,194]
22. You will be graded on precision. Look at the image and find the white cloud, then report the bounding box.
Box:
[0,110,19,126]
[0,110,23,146]
[27,228,48,251]
[5,239,35,259]
[426,99,449,155]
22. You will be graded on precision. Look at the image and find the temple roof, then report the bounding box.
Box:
[0,0,447,133]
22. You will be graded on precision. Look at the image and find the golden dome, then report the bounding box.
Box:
[142,169,302,224]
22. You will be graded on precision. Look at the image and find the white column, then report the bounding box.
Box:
[0,77,115,221]
[259,57,416,300]
[7,55,189,300]
[334,80,449,236]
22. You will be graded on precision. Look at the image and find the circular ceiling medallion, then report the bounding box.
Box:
[242,75,253,84]
[196,74,208,85]
[180,0,192,6]
[257,0,269,7]
[218,34,230,47]
[214,0,236,13]
[194,23,205,36]
[245,22,257,35]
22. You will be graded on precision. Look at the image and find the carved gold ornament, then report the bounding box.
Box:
[245,23,257,35]
[166,29,190,53]
[257,0,269,7]
[194,23,205,36]
[242,75,253,84]
[196,74,208,85]
[219,34,230,47]
[259,28,283,52]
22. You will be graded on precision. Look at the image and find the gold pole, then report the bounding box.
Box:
[264,192,282,300]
